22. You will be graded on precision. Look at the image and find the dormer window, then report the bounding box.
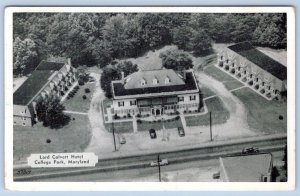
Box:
[165,77,170,84]
[141,79,146,86]
[153,78,159,85]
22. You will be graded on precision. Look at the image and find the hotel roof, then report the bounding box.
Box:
[112,70,199,98]
[228,42,287,81]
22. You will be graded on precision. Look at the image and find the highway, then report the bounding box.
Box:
[14,134,286,182]
[28,150,284,182]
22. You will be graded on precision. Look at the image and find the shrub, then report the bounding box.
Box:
[175,116,180,120]
[137,119,142,124]
[184,110,187,114]
[85,88,90,93]
[189,110,192,113]
[65,87,69,91]
[60,92,65,96]
[158,120,161,123]
[146,114,150,117]
[73,118,75,120]
[82,95,87,99]
[78,79,84,86]
[175,111,180,115]
[114,113,120,119]
[279,115,283,120]
[127,113,131,118]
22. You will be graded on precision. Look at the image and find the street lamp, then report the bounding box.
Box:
[112,122,117,151]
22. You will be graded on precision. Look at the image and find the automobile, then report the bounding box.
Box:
[150,159,168,167]
[213,172,220,179]
[118,134,126,144]
[242,147,259,154]
[178,127,185,137]
[149,129,157,139]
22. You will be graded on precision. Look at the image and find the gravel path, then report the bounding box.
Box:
[84,73,117,154]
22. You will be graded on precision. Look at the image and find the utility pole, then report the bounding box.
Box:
[112,122,117,151]
[210,112,213,141]
[157,154,161,182]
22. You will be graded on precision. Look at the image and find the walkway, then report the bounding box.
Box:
[63,111,88,115]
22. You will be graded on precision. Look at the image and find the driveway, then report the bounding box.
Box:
[194,71,255,139]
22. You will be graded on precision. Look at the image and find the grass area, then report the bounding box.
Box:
[63,82,95,112]
[232,88,287,134]
[201,86,216,99]
[13,114,91,162]
[185,97,229,127]
[204,64,244,90]
[137,117,183,132]
[105,121,134,133]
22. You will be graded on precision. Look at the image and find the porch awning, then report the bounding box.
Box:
[163,96,178,104]
[137,99,151,106]
[152,98,162,105]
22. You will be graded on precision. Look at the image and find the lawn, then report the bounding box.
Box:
[232,88,287,134]
[63,82,95,112]
[204,64,244,90]
[201,86,216,99]
[137,117,183,132]
[13,114,91,163]
[105,121,134,133]
[185,97,229,127]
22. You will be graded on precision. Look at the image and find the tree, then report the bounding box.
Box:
[188,29,212,55]
[13,37,38,75]
[252,13,287,49]
[36,97,70,129]
[100,61,138,98]
[159,49,193,70]
[172,26,193,50]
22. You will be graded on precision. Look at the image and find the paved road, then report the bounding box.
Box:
[30,150,284,182]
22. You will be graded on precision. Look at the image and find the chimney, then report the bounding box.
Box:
[183,69,186,80]
[121,71,125,81]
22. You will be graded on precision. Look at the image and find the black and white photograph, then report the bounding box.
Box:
[4,6,295,191]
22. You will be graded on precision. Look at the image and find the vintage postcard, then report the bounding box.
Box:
[4,6,295,191]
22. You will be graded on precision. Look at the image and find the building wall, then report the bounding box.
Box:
[13,105,33,126]
[112,92,200,116]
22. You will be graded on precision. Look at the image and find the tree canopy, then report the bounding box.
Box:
[159,49,193,70]
[13,13,287,76]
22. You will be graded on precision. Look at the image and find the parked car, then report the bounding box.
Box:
[178,127,185,137]
[213,172,220,179]
[150,159,168,167]
[242,147,259,154]
[118,134,126,144]
[149,129,157,139]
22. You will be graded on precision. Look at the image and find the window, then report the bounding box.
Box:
[22,123,26,126]
[130,100,136,106]
[238,67,241,71]
[118,101,124,107]
[153,78,159,85]
[256,78,259,82]
[190,95,196,101]
[178,97,184,102]
[14,121,16,125]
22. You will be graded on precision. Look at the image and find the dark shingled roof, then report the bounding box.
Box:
[35,60,65,71]
[14,70,55,105]
[228,42,287,80]
[113,72,198,97]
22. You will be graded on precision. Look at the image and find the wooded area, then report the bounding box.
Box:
[13,13,287,75]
